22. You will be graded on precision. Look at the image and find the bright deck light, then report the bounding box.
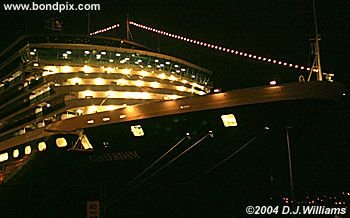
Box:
[131,125,144,136]
[56,138,67,148]
[221,114,238,127]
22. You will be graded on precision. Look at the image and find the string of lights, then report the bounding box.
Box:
[129,21,317,73]
[89,24,120,36]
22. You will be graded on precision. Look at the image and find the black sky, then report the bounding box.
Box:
[0,0,349,90]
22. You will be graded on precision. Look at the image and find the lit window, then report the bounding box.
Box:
[131,125,144,136]
[221,114,238,127]
[87,119,95,124]
[135,80,144,87]
[13,149,19,158]
[56,138,67,148]
[102,117,111,122]
[38,142,47,152]
[25,146,32,155]
[0,153,9,162]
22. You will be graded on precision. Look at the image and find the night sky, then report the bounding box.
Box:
[0,0,349,90]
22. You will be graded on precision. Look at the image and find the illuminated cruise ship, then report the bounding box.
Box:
[0,34,349,217]
[0,34,211,157]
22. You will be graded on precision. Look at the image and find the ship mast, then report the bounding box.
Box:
[308,0,323,82]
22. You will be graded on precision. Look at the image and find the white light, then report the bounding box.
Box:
[119,114,127,119]
[121,68,131,75]
[13,149,19,158]
[177,86,186,91]
[117,79,127,86]
[30,51,35,55]
[77,109,83,115]
[70,77,82,85]
[150,82,160,88]
[83,65,93,73]
[158,73,166,79]
[94,78,105,85]
[109,59,114,62]
[221,114,238,127]
[102,117,111,122]
[101,51,107,55]
[96,54,101,59]
[116,53,121,56]
[131,125,144,136]
[33,63,39,67]
[135,80,144,87]
[269,80,277,85]
[66,51,72,55]
[87,119,95,124]
[84,51,90,54]
[25,145,32,155]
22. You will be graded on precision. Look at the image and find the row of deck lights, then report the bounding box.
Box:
[129,21,316,72]
[89,24,120,36]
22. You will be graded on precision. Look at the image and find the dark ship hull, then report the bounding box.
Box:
[0,82,349,217]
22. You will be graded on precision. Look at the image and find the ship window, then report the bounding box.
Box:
[221,114,238,127]
[0,153,9,162]
[56,138,67,148]
[13,149,19,158]
[25,146,32,155]
[131,125,144,137]
[87,119,95,124]
[38,142,47,151]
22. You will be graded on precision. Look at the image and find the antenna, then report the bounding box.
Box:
[308,0,323,82]
[126,14,134,41]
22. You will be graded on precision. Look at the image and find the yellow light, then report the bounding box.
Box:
[61,66,72,73]
[158,73,166,79]
[177,86,186,92]
[117,79,127,86]
[140,70,149,77]
[131,125,144,137]
[56,138,67,148]
[150,82,160,88]
[135,80,144,87]
[169,75,177,81]
[38,142,47,151]
[105,67,115,73]
[221,114,238,127]
[94,78,105,85]
[168,95,181,100]
[76,109,84,115]
[87,105,98,114]
[70,77,82,85]
[13,149,19,158]
[25,145,32,155]
[82,90,94,98]
[107,91,116,98]
[121,68,131,75]
[83,65,93,73]
[181,79,188,84]
[43,66,59,74]
[0,153,9,162]
[106,105,118,111]
[141,92,150,99]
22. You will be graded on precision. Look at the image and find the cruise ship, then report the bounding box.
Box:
[0,34,349,217]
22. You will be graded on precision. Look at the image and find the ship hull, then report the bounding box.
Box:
[0,82,349,217]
